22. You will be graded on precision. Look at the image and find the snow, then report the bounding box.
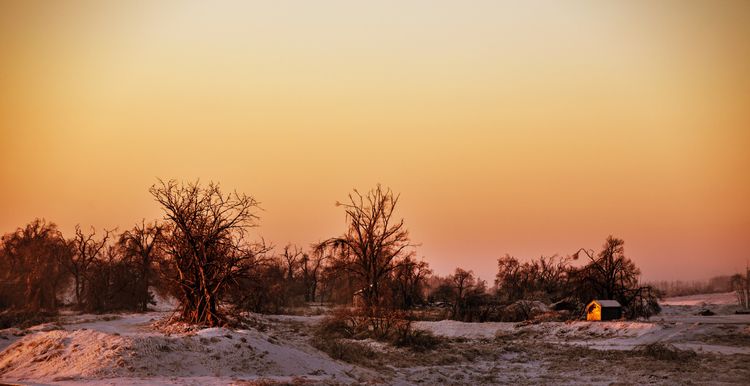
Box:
[1,292,749,385]
[0,312,364,385]
[62,313,161,336]
[0,329,127,380]
[414,294,750,359]
[0,328,24,352]
[658,291,747,321]
[413,320,515,339]
[530,320,659,339]
[413,319,660,340]
[264,314,326,325]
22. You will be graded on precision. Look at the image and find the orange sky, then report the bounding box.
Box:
[1,0,749,282]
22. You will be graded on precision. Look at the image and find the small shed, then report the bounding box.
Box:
[586,299,622,321]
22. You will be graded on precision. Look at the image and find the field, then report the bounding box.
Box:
[1,292,748,385]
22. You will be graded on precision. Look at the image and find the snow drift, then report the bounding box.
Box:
[0,316,358,384]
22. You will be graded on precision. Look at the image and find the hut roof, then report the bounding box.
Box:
[593,300,621,308]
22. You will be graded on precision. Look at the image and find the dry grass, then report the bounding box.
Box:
[636,342,697,361]
[231,377,333,385]
[693,325,750,347]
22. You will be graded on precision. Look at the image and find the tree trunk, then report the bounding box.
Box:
[74,274,82,308]
[141,256,149,312]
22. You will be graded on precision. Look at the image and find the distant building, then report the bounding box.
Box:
[586,299,622,321]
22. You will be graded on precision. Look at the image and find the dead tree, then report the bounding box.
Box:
[64,225,112,309]
[150,179,269,326]
[119,220,163,311]
[322,185,416,311]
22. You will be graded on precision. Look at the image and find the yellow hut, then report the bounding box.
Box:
[586,299,622,321]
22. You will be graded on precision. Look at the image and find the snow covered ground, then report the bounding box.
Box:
[1,292,748,385]
[0,312,371,385]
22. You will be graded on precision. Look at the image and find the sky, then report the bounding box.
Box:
[1,0,749,282]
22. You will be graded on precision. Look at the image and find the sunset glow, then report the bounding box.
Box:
[1,0,748,281]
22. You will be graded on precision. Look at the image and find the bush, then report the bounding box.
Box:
[316,308,358,339]
[393,328,441,352]
[313,307,441,355]
[310,336,377,365]
[316,307,411,341]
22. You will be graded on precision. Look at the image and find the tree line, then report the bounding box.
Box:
[648,276,735,298]
[1,180,670,326]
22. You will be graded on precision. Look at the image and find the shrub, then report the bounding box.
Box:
[393,328,441,352]
[310,336,377,365]
[313,307,440,356]
[316,308,359,339]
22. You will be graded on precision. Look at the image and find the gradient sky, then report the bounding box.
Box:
[1,0,749,282]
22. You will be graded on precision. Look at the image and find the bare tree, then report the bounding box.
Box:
[83,244,120,312]
[0,219,70,312]
[731,268,749,309]
[495,254,573,303]
[119,220,163,311]
[572,236,660,318]
[573,236,639,300]
[448,268,487,321]
[227,256,283,313]
[64,225,112,309]
[322,185,416,311]
[150,179,269,326]
[302,244,328,302]
[83,241,159,313]
[318,256,358,304]
[451,268,472,318]
[281,244,303,282]
[391,256,431,309]
[495,255,525,302]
